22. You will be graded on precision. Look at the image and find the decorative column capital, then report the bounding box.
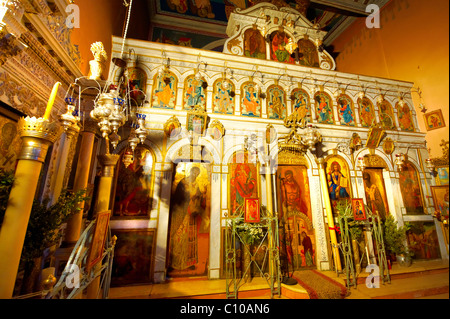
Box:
[17,116,63,162]
[81,117,101,136]
[97,154,120,177]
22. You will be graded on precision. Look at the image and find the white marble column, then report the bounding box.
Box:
[308,169,331,270]
[153,164,173,283]
[209,165,222,279]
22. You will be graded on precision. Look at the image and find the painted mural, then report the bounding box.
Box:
[125,67,147,107]
[399,162,425,215]
[291,88,311,123]
[314,92,334,125]
[153,26,224,51]
[168,163,211,277]
[326,156,351,212]
[269,30,295,64]
[358,97,376,127]
[0,116,21,172]
[229,151,259,217]
[406,222,441,260]
[243,27,266,59]
[183,75,207,110]
[267,85,286,119]
[213,78,234,114]
[166,0,215,18]
[396,102,415,132]
[241,81,261,117]
[362,169,389,220]
[297,38,319,68]
[277,165,315,270]
[152,70,177,109]
[336,94,355,126]
[111,229,155,286]
[378,99,396,130]
[113,146,154,218]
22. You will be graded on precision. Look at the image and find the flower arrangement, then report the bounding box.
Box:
[237,222,264,245]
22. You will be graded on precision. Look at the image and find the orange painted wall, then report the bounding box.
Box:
[331,0,449,157]
[71,0,126,78]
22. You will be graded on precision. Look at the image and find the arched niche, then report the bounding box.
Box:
[111,143,156,218]
[398,161,426,215]
[151,69,178,109]
[243,26,267,60]
[358,96,377,128]
[396,101,415,132]
[297,38,320,68]
[314,91,334,125]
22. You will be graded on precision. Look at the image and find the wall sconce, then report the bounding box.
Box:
[357,157,366,171]
[394,153,407,171]
[425,158,437,177]
[411,87,427,113]
[301,124,322,152]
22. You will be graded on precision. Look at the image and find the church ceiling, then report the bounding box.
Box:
[149,0,390,45]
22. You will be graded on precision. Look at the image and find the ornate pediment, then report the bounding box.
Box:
[224,2,335,70]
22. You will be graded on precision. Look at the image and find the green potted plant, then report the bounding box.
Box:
[0,169,15,227]
[236,221,264,283]
[382,215,414,267]
[18,188,89,295]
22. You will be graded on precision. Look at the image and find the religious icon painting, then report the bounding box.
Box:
[436,167,449,186]
[183,75,207,110]
[276,165,315,270]
[168,163,211,278]
[396,101,415,132]
[244,198,260,223]
[378,99,396,130]
[406,222,441,260]
[243,26,266,60]
[358,97,376,127]
[291,88,311,123]
[111,228,155,286]
[213,78,234,114]
[163,115,182,139]
[336,94,356,126]
[125,67,147,107]
[326,156,352,213]
[276,165,311,221]
[352,198,367,220]
[266,124,277,144]
[399,162,425,215]
[86,210,111,272]
[229,151,259,217]
[267,85,286,120]
[297,38,320,68]
[424,109,446,131]
[362,169,389,220]
[314,92,334,125]
[186,106,208,135]
[0,116,21,172]
[365,126,385,149]
[167,0,188,14]
[113,145,154,218]
[269,29,295,64]
[209,119,225,141]
[241,82,261,118]
[431,185,449,218]
[152,70,177,109]
[382,137,395,155]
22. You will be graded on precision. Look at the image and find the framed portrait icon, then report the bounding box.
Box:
[244,198,260,223]
[424,109,446,131]
[352,198,367,220]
